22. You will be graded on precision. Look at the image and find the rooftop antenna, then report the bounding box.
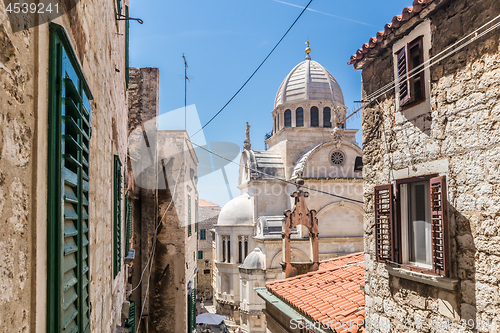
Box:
[183,54,190,131]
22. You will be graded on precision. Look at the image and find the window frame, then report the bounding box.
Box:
[375,174,450,277]
[284,109,292,127]
[295,107,304,127]
[323,107,331,128]
[310,106,319,127]
[200,229,206,240]
[395,35,425,110]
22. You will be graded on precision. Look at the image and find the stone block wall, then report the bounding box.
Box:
[0,1,132,332]
[361,0,500,331]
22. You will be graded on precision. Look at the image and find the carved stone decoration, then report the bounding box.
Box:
[282,188,319,278]
[243,121,251,150]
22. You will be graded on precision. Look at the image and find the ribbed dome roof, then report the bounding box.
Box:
[217,194,253,226]
[241,248,265,270]
[274,60,344,108]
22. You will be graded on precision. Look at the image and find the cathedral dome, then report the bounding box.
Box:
[217,193,253,226]
[274,59,345,109]
[241,248,265,270]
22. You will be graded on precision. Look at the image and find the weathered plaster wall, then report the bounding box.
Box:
[0,1,131,332]
[197,203,220,300]
[361,0,500,330]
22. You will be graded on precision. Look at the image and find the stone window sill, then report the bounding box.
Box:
[386,265,458,291]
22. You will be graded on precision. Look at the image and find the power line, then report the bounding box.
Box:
[186,138,364,204]
[343,13,500,121]
[191,0,314,137]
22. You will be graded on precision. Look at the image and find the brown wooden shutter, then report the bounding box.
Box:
[374,184,395,262]
[430,176,450,277]
[397,46,410,106]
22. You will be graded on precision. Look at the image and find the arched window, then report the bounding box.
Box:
[277,114,280,131]
[238,237,243,263]
[323,107,331,128]
[274,116,276,133]
[284,109,292,127]
[296,108,304,127]
[310,107,319,127]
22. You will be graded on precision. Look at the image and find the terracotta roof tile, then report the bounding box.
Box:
[266,253,365,329]
[348,0,435,67]
[198,198,220,207]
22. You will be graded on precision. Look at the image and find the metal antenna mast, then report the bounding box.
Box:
[182,54,190,131]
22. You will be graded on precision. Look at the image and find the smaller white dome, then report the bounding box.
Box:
[217,194,253,226]
[241,248,265,270]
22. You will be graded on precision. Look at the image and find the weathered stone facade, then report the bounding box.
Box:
[197,199,220,301]
[128,68,200,332]
[358,0,500,331]
[0,1,132,331]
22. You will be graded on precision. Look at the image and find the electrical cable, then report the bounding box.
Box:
[134,162,185,333]
[186,138,364,204]
[191,0,314,137]
[343,14,500,121]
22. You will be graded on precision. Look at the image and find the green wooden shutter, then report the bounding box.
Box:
[125,301,136,333]
[195,198,198,233]
[125,192,133,256]
[188,195,192,237]
[188,289,197,333]
[116,0,122,14]
[47,23,93,333]
[125,5,130,88]
[113,156,123,278]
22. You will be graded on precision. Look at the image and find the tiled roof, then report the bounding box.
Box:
[319,252,365,270]
[199,199,219,207]
[266,253,365,333]
[348,0,435,67]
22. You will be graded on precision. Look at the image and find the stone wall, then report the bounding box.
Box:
[197,202,220,300]
[361,0,500,331]
[0,1,131,332]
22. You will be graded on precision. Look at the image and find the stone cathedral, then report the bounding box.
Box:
[213,45,364,332]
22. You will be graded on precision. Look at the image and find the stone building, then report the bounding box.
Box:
[197,199,221,301]
[0,0,135,331]
[349,0,500,330]
[128,68,199,333]
[214,48,364,332]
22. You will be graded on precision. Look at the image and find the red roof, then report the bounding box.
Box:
[267,253,365,333]
[199,198,219,207]
[348,0,435,67]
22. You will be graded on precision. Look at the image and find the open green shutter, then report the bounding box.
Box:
[195,198,198,232]
[126,301,136,333]
[125,192,133,256]
[113,156,123,277]
[48,23,92,333]
[188,195,192,236]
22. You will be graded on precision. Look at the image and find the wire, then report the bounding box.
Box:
[134,162,185,333]
[186,138,364,204]
[191,0,314,137]
[343,13,500,121]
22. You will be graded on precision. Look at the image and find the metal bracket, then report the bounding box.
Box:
[116,14,144,24]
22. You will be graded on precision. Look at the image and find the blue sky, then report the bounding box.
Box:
[129,0,408,206]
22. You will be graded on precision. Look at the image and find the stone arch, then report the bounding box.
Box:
[316,201,364,238]
[270,248,309,268]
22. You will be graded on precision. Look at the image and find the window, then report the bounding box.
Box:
[204,269,211,275]
[47,23,93,332]
[238,237,243,263]
[330,151,345,166]
[374,175,449,277]
[188,194,192,236]
[396,36,424,107]
[323,107,331,127]
[200,229,206,240]
[284,109,291,127]
[296,107,304,127]
[310,107,319,127]
[198,251,203,260]
[125,192,133,256]
[195,198,198,233]
[113,155,123,277]
[277,114,279,131]
[116,0,122,14]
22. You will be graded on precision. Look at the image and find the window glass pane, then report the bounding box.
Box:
[296,108,304,127]
[284,110,291,127]
[408,181,432,267]
[310,107,319,127]
[323,107,331,127]
[409,43,422,103]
